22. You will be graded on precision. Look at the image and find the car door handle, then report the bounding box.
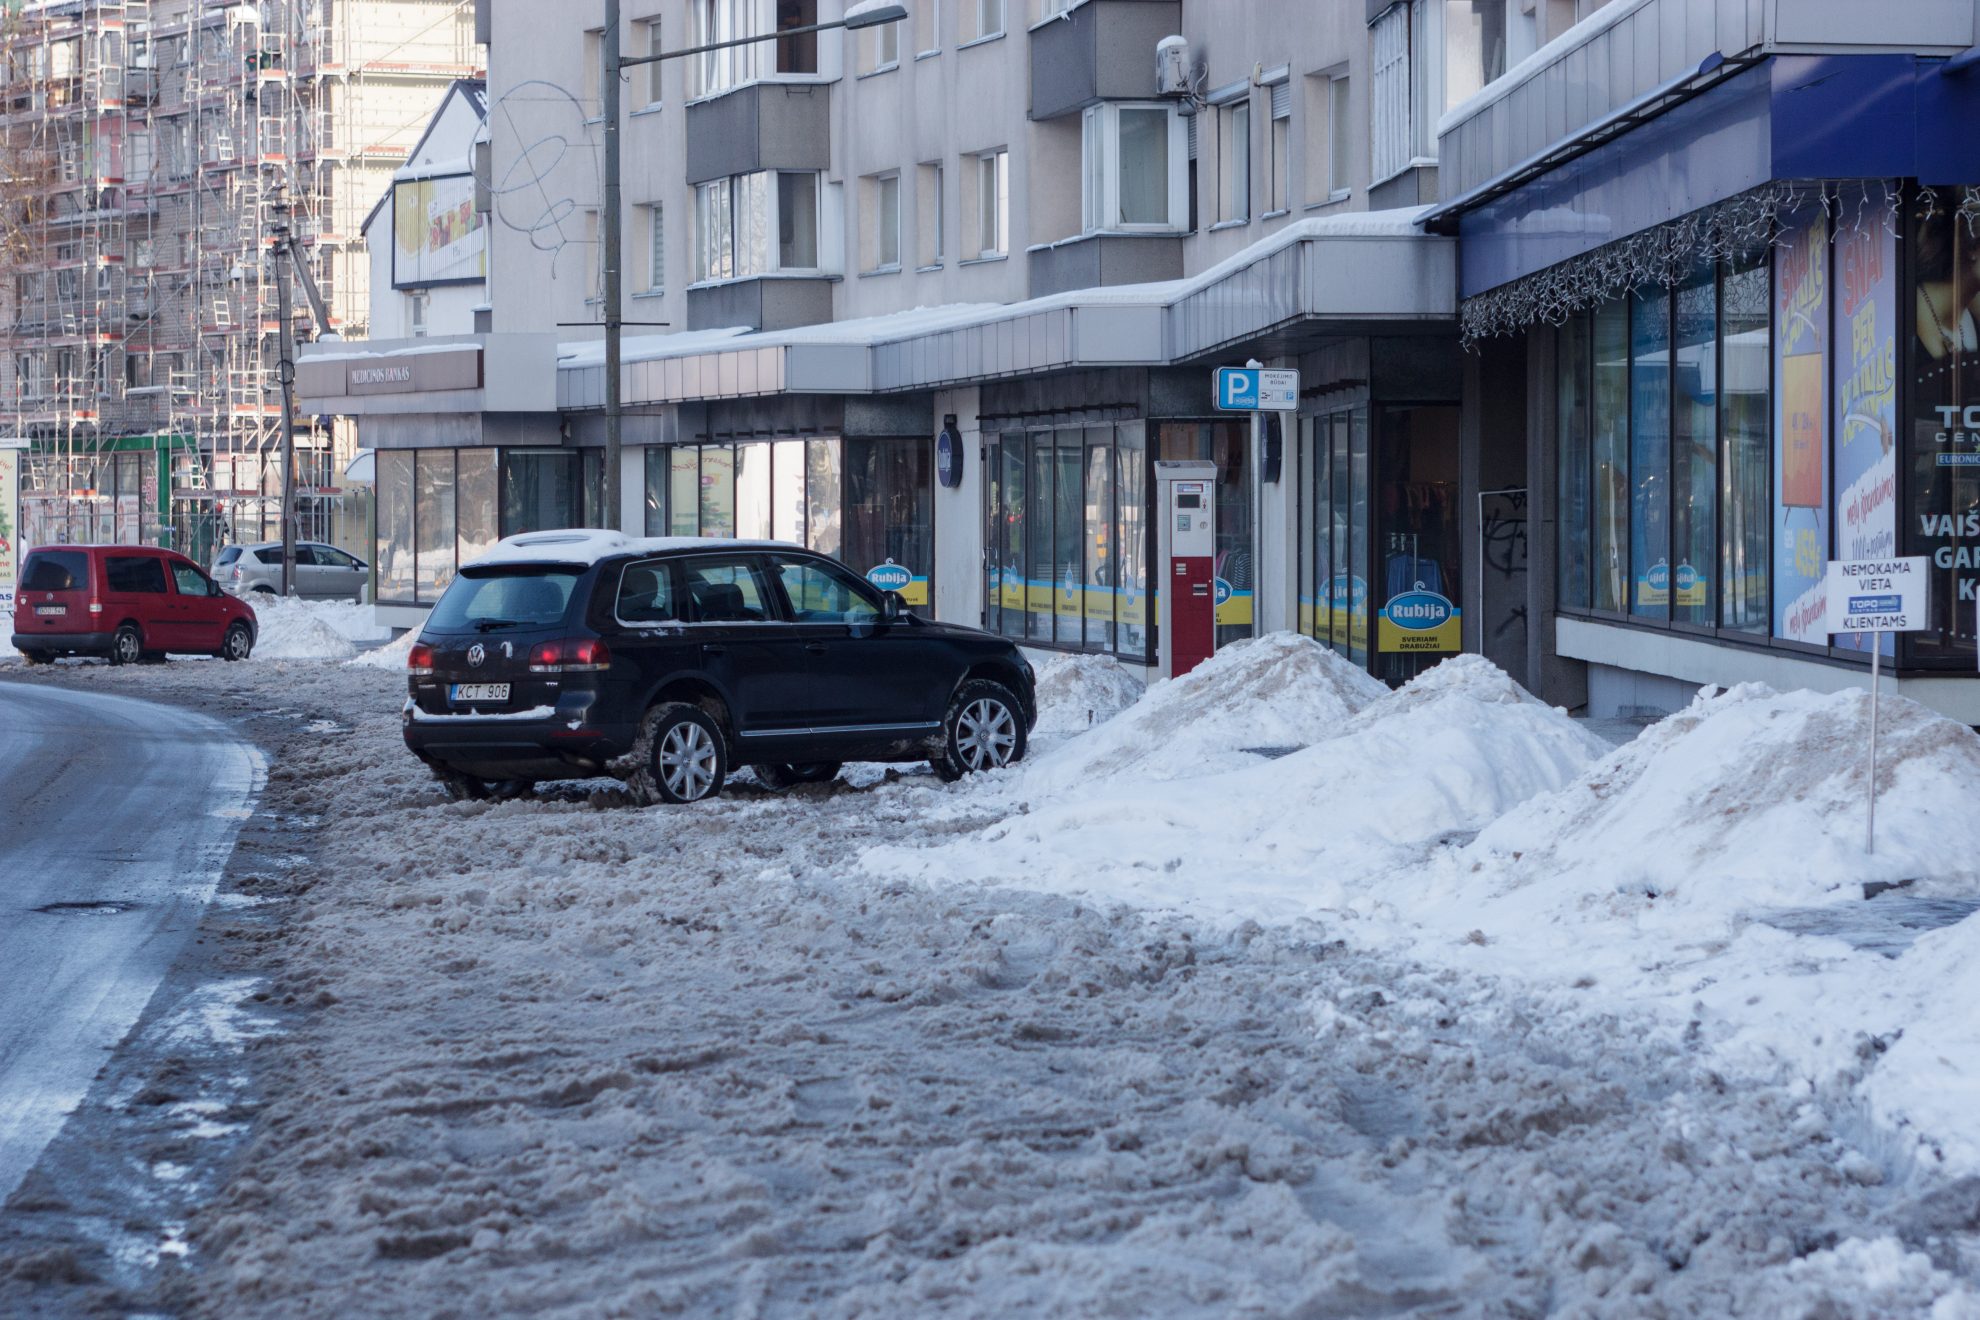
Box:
[701,643,726,655]
[803,642,828,655]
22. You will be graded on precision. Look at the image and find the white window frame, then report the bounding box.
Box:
[644,202,665,293]
[869,171,902,271]
[967,0,1005,42]
[1080,102,1187,235]
[974,149,1009,257]
[1328,73,1353,198]
[693,170,824,283]
[407,290,430,337]
[1369,2,1411,185]
[1217,96,1250,224]
[861,16,901,73]
[1266,78,1291,215]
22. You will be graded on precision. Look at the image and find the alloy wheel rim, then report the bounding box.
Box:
[116,631,139,662]
[659,722,717,800]
[228,628,248,658]
[956,698,1017,771]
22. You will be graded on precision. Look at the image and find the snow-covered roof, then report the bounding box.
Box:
[559,207,1453,407]
[465,529,797,570]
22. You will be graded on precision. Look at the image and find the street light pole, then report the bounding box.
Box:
[595,3,905,534]
[602,0,623,530]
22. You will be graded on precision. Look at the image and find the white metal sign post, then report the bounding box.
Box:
[1824,556,1930,855]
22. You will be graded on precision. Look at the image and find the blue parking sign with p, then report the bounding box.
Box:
[1216,368,1260,410]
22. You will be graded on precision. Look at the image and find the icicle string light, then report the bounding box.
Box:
[1457,180,1907,349]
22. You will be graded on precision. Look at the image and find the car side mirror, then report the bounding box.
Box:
[881,590,905,623]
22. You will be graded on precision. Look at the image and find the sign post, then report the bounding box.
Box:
[1824,556,1929,855]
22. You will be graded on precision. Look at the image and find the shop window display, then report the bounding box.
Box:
[1906,195,1980,667]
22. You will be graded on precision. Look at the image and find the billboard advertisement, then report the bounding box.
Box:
[1832,215,1899,656]
[1774,211,1831,643]
[392,174,485,287]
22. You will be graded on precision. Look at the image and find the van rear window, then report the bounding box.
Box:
[216,546,242,566]
[107,556,169,594]
[21,550,88,593]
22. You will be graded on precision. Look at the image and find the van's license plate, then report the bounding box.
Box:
[449,683,510,704]
[34,605,64,616]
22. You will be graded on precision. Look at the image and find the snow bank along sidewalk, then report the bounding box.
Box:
[867,637,1980,1187]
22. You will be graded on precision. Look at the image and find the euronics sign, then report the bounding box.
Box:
[1825,557,1929,635]
[1213,367,1299,411]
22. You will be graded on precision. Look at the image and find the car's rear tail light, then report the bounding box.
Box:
[230,566,241,581]
[407,642,436,677]
[528,638,611,673]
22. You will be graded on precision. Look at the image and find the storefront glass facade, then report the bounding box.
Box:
[1556,241,1799,639]
[1906,193,1980,668]
[643,437,933,605]
[983,423,1149,660]
[376,446,597,606]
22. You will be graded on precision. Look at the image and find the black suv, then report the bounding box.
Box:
[402,531,1036,804]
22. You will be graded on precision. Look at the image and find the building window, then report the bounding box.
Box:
[373,447,500,606]
[965,0,1005,42]
[1266,80,1290,213]
[1372,0,1512,184]
[687,0,817,98]
[1330,75,1352,196]
[1081,103,1186,234]
[582,27,602,111]
[644,203,665,293]
[1216,97,1250,223]
[916,161,944,266]
[1557,248,1784,638]
[973,149,1009,257]
[984,424,1147,660]
[862,172,901,271]
[913,0,939,54]
[407,290,429,338]
[645,438,933,605]
[642,18,665,103]
[694,172,820,281]
[859,13,900,73]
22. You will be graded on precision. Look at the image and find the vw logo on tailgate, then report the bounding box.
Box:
[467,643,485,667]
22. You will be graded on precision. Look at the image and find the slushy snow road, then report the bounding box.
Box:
[0,635,1976,1317]
[0,681,260,1205]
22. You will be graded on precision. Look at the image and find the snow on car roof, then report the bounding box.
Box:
[462,528,797,570]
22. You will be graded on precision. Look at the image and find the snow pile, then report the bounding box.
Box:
[1028,651,1144,737]
[290,599,391,645]
[344,623,421,671]
[871,654,1607,922]
[1467,681,1980,903]
[246,596,358,662]
[1019,632,1387,791]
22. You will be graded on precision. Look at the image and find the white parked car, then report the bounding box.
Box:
[213,541,370,602]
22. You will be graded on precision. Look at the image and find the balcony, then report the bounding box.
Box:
[1028,0,1180,121]
[684,82,830,186]
[1026,231,1182,299]
[686,274,834,334]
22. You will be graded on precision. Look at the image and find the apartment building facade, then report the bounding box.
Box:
[0,0,479,561]
[316,0,1577,671]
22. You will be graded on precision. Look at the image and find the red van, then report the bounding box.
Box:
[11,545,258,665]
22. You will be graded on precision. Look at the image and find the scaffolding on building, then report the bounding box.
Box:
[0,0,479,560]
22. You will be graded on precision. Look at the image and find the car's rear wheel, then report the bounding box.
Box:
[109,624,142,667]
[220,622,254,662]
[931,679,1026,782]
[626,702,728,806]
[754,761,842,790]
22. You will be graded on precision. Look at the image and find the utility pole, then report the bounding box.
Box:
[271,195,299,597]
[602,0,623,530]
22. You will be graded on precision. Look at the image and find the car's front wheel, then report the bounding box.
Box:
[220,622,254,661]
[109,624,143,666]
[931,679,1026,782]
[754,761,842,790]
[626,702,728,805]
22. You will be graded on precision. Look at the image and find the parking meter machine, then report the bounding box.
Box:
[1155,460,1217,679]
